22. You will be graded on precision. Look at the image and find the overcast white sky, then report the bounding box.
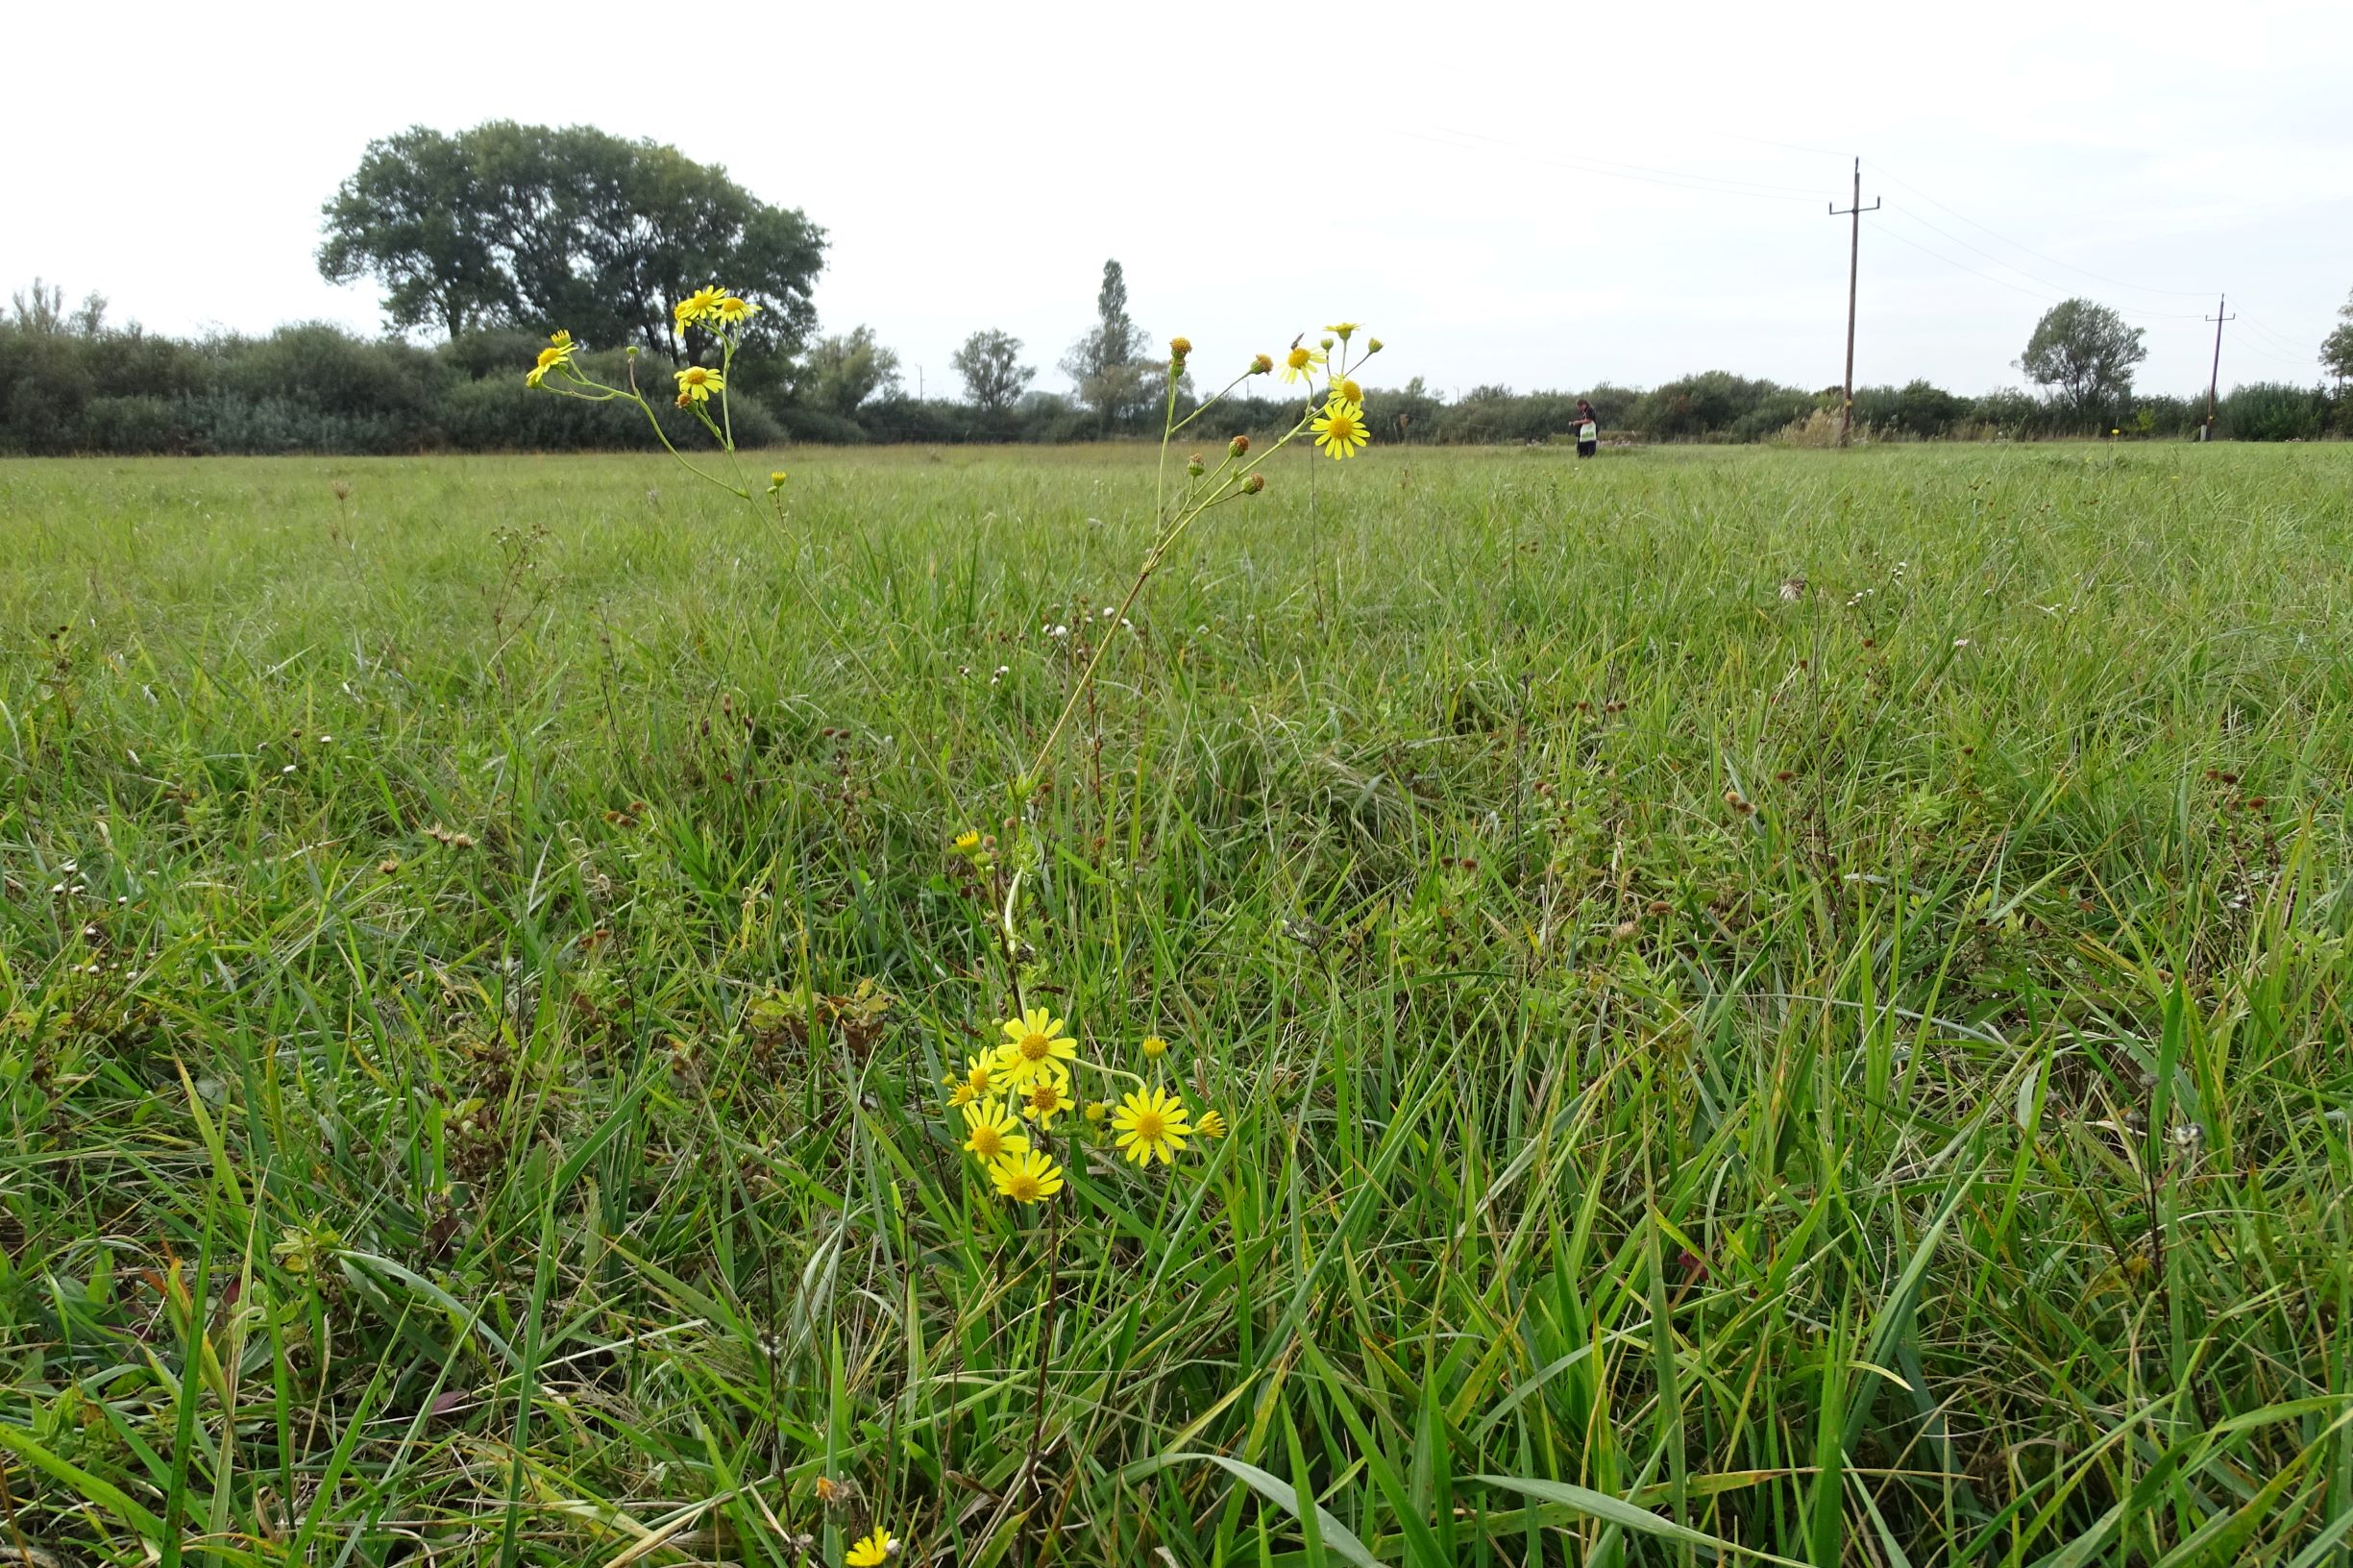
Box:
[8,0,2349,401]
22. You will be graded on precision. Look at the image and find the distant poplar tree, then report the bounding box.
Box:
[1060,260,1158,429]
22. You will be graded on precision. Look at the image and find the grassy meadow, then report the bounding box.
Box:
[5,439,2353,1565]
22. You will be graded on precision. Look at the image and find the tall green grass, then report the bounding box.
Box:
[2,441,2352,1565]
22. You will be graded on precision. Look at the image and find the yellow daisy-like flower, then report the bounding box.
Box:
[1196,1109,1229,1139]
[713,292,758,324]
[990,1147,1065,1204]
[1281,345,1327,383]
[674,365,725,403]
[1140,1035,1168,1062]
[1325,322,1360,342]
[1336,378,1363,405]
[1019,1076,1070,1128]
[944,1052,996,1107]
[525,331,576,388]
[995,1007,1076,1088]
[846,1529,898,1566]
[674,285,724,331]
[962,1098,1027,1164]
[1113,1086,1192,1165]
[953,829,982,854]
[1312,402,1369,459]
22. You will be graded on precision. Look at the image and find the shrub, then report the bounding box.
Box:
[2218,381,2329,442]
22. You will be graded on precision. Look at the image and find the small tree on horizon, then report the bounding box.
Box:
[952,329,1034,412]
[2321,289,2353,393]
[2019,298,2145,428]
[798,326,902,414]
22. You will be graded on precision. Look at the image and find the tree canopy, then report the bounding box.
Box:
[799,326,902,415]
[2019,299,2146,425]
[951,329,1035,413]
[318,123,825,362]
[2322,289,2353,388]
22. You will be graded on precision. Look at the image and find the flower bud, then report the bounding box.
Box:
[1169,335,1192,358]
[1229,434,1250,456]
[1187,453,1205,478]
[1250,354,1273,375]
[1319,336,1335,351]
[1241,473,1265,495]
[1365,338,1384,354]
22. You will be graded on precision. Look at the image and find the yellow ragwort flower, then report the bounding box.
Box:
[990,1147,1065,1204]
[846,1529,898,1566]
[1113,1085,1192,1165]
[713,292,759,324]
[1019,1076,1071,1129]
[525,330,576,388]
[953,829,982,854]
[674,365,725,404]
[1336,378,1363,405]
[962,1097,1027,1164]
[995,1007,1076,1088]
[945,1052,997,1107]
[1140,1035,1169,1062]
[1281,345,1326,383]
[1196,1109,1229,1139]
[674,285,724,331]
[1325,322,1360,342]
[1312,402,1369,459]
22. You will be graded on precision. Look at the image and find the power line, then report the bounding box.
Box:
[1862,157,2218,301]
[1873,205,2208,320]
[2224,325,2319,372]
[1386,126,1819,205]
[2234,314,2316,355]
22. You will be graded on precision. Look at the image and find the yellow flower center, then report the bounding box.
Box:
[1326,410,1360,441]
[1029,1083,1062,1113]
[1018,1032,1050,1062]
[971,1125,1003,1159]
[1287,347,1312,370]
[1131,1108,1165,1142]
[1006,1171,1042,1202]
[682,368,712,386]
[1339,379,1362,404]
[536,347,563,369]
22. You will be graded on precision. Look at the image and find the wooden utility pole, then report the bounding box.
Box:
[1829,158,1880,448]
[2202,295,2235,439]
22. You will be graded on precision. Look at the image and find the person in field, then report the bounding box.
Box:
[1575,398,1600,458]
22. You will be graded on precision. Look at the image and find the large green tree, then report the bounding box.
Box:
[1060,260,1159,429]
[317,123,825,367]
[951,329,1034,412]
[317,128,506,340]
[2019,299,2145,426]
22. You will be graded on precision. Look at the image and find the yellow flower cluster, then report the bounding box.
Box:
[1254,322,1382,459]
[944,1008,1227,1202]
[674,284,759,335]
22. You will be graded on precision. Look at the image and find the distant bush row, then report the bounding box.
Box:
[3,319,2344,456]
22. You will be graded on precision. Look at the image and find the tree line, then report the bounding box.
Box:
[3,120,2349,456]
